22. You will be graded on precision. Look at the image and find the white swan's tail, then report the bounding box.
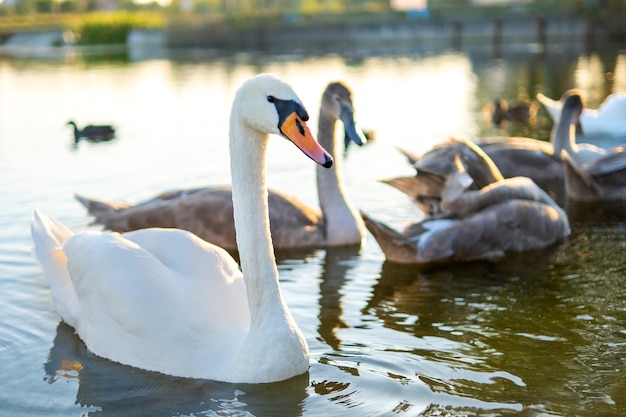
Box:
[31,210,80,326]
[536,92,563,123]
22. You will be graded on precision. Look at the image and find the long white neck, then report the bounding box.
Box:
[316,112,365,246]
[229,118,286,328]
[228,96,309,383]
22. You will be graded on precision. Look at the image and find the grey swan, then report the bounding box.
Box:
[67,120,116,144]
[391,90,595,197]
[384,138,504,216]
[361,138,570,264]
[562,145,626,201]
[75,81,367,250]
[31,74,333,383]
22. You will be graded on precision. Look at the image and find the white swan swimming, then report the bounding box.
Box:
[31,74,334,383]
[75,81,367,250]
[538,89,626,138]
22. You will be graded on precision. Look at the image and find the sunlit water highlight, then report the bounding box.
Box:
[1,43,625,416]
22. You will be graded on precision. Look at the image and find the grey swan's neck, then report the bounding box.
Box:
[316,110,365,246]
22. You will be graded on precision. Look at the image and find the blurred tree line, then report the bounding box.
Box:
[1,0,624,19]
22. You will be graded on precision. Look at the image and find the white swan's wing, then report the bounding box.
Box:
[32,211,250,376]
[596,93,626,119]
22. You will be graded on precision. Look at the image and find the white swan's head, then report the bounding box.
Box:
[233,74,333,168]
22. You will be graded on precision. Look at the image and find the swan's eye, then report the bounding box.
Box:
[267,95,276,103]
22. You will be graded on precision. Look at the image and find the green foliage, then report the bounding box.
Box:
[60,1,79,13]
[76,11,164,45]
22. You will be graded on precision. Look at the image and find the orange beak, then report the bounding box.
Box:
[280,112,333,168]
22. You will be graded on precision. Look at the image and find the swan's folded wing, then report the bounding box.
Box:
[582,147,626,180]
[77,187,240,249]
[63,228,249,365]
[597,93,626,118]
[493,200,570,249]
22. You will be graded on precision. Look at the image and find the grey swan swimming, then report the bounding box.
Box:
[562,145,626,202]
[361,138,570,264]
[75,81,367,250]
[391,90,600,197]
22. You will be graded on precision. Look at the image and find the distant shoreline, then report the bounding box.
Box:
[163,11,624,53]
[0,12,623,58]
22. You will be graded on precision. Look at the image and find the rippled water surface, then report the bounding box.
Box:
[1,42,625,416]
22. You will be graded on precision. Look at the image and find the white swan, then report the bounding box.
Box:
[538,90,626,138]
[31,74,334,383]
[75,81,366,250]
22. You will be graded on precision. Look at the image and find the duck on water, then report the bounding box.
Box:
[67,120,116,144]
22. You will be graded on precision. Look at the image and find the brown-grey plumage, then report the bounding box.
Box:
[76,81,367,251]
[382,173,446,216]
[477,137,562,182]
[393,91,589,193]
[386,138,504,215]
[362,142,570,264]
[562,146,626,201]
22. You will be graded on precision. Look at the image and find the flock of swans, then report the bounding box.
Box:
[31,75,625,384]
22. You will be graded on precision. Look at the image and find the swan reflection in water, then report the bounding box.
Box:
[41,245,361,417]
[44,322,309,417]
[316,245,362,351]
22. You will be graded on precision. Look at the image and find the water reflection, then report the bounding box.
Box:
[2,39,626,417]
[316,245,361,351]
[45,323,309,417]
[364,209,626,416]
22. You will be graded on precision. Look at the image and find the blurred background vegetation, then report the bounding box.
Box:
[0,0,625,45]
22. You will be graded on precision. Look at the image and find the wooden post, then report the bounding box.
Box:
[451,21,462,49]
[492,20,502,58]
[584,18,594,54]
[536,18,547,45]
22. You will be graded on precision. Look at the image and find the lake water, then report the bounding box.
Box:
[1,40,625,417]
